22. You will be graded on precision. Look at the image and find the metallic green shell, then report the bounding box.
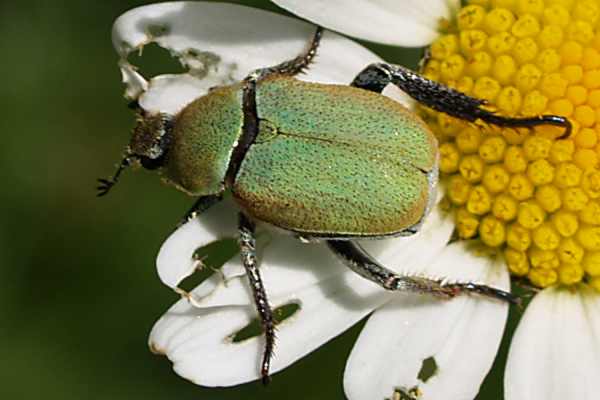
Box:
[232,76,437,237]
[163,84,243,196]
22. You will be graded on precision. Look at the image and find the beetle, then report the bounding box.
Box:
[99,27,571,384]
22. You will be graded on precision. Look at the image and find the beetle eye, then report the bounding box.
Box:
[139,155,164,170]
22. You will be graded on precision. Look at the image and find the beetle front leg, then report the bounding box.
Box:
[176,194,223,228]
[327,240,518,305]
[351,63,572,138]
[238,212,276,385]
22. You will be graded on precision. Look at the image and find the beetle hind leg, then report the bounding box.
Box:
[238,212,276,385]
[351,63,571,138]
[327,240,518,305]
[250,26,323,80]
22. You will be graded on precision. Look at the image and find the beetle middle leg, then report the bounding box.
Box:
[351,63,572,138]
[327,240,518,305]
[238,212,276,385]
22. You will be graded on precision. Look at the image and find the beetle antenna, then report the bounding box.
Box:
[97,154,134,197]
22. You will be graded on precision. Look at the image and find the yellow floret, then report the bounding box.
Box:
[513,38,539,63]
[479,136,507,162]
[528,267,558,287]
[424,0,600,291]
[468,51,493,77]
[554,162,582,188]
[527,159,555,185]
[562,187,589,211]
[532,222,561,250]
[505,248,530,275]
[582,251,600,275]
[523,136,552,159]
[580,200,600,225]
[488,32,517,54]
[529,247,559,269]
[561,65,583,84]
[515,64,542,92]
[541,26,564,49]
[543,4,570,26]
[552,210,579,237]
[512,14,541,37]
[582,169,600,198]
[492,194,518,220]
[483,165,511,193]
[458,5,487,30]
[461,30,488,55]
[557,238,584,264]
[497,86,522,113]
[456,127,482,154]
[576,225,600,250]
[573,1,600,24]
[504,146,528,172]
[536,184,562,212]
[558,264,584,284]
[459,154,485,182]
[439,143,460,173]
[575,127,597,148]
[456,208,480,238]
[479,215,506,246]
[431,34,458,59]
[448,175,472,205]
[467,185,493,215]
[518,201,546,229]
[507,223,532,251]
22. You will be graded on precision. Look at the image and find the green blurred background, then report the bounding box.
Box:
[0,0,519,398]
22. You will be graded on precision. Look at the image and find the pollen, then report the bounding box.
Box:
[422,0,600,291]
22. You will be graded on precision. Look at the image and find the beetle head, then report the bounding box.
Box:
[129,112,173,170]
[97,111,173,197]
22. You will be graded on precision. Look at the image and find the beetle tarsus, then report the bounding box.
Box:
[238,213,276,384]
[351,62,572,138]
[96,155,133,197]
[255,26,323,79]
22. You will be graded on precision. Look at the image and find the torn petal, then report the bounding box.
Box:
[271,0,458,46]
[112,2,410,113]
[156,199,238,290]
[119,60,147,100]
[344,242,509,400]
[149,269,387,386]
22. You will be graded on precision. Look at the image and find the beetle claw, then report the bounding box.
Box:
[96,178,115,197]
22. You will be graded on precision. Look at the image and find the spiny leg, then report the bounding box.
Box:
[351,63,572,138]
[327,240,518,305]
[238,213,276,385]
[252,26,323,80]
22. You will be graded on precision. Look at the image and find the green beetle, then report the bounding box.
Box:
[99,27,570,383]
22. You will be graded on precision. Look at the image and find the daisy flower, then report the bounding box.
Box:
[110,1,598,399]
[272,0,600,399]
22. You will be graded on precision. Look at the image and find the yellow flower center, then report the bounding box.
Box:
[422,0,600,292]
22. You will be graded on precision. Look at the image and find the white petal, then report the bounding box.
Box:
[149,270,388,386]
[505,286,600,400]
[156,199,239,290]
[344,242,510,400]
[112,2,410,114]
[150,207,453,386]
[271,0,458,46]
